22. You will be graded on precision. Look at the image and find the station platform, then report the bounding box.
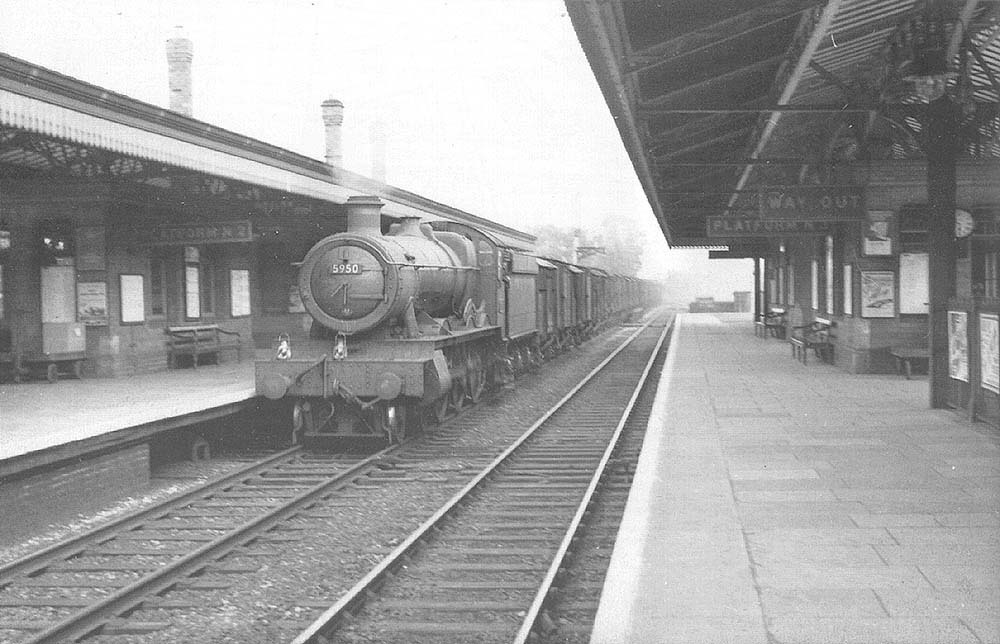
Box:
[592,312,999,644]
[0,361,256,479]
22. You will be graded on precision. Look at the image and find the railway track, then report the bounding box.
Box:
[0,446,396,644]
[291,316,672,644]
[0,314,671,643]
[532,321,669,644]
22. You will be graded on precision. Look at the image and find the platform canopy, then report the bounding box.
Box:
[0,53,535,250]
[566,0,1000,248]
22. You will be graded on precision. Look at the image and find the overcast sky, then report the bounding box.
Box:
[0,0,751,299]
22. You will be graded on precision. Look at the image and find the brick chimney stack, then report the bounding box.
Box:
[321,98,345,167]
[166,26,193,116]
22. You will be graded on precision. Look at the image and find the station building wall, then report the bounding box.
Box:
[0,179,278,378]
[768,160,999,376]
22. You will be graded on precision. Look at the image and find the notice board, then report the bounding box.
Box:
[899,252,929,314]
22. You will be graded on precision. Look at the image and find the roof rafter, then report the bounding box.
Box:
[626,0,822,65]
[640,53,789,107]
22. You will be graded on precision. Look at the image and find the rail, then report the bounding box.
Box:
[290,314,672,644]
[2,444,400,644]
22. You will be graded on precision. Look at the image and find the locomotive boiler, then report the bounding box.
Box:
[255,196,500,442]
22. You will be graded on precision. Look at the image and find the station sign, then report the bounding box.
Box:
[707,217,838,237]
[707,186,864,238]
[150,220,253,245]
[751,186,864,220]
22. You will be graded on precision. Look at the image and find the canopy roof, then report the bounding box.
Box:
[567,0,1000,248]
[0,52,535,249]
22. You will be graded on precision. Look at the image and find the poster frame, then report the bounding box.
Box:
[119,274,145,324]
[948,310,969,382]
[980,313,999,394]
[229,269,251,318]
[77,281,109,326]
[860,270,895,318]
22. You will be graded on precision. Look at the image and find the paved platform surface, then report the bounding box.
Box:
[0,361,255,462]
[592,313,1000,644]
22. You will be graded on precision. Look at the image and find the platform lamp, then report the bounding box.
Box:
[901,0,969,408]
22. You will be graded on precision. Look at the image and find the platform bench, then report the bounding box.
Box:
[891,346,929,379]
[166,324,241,369]
[754,307,787,339]
[789,318,835,365]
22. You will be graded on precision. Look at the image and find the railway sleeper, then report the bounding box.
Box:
[375,621,510,634]
[100,620,172,635]
[380,600,525,612]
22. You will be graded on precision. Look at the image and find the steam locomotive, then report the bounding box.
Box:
[255,195,659,443]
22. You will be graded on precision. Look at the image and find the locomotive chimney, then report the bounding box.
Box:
[345,195,384,235]
[321,98,345,167]
[166,26,193,116]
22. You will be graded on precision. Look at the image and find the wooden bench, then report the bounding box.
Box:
[789,317,835,365]
[890,346,929,379]
[166,324,241,368]
[754,307,787,339]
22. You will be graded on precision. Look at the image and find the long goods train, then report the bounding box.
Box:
[255,195,661,443]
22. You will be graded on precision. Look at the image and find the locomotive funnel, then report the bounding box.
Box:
[346,195,383,235]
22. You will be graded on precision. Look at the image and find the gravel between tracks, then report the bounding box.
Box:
[0,325,637,644]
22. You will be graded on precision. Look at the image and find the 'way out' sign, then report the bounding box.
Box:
[707,186,865,238]
[752,186,864,220]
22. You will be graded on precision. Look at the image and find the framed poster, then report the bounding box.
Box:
[860,271,895,318]
[77,281,108,326]
[863,211,894,256]
[948,310,968,382]
[899,252,929,314]
[981,313,999,394]
[76,226,106,271]
[185,265,200,319]
[120,274,145,324]
[40,265,76,323]
[230,269,251,317]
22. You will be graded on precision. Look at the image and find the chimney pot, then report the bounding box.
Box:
[166,27,193,116]
[322,98,345,167]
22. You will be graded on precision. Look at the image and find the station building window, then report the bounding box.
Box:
[201,253,216,317]
[776,261,786,306]
[0,264,6,352]
[0,226,6,329]
[898,206,928,253]
[788,264,795,308]
[843,263,854,316]
[984,251,998,298]
[825,235,835,316]
[971,208,999,299]
[184,246,200,320]
[811,258,819,311]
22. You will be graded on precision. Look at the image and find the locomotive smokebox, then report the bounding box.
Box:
[298,195,474,336]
